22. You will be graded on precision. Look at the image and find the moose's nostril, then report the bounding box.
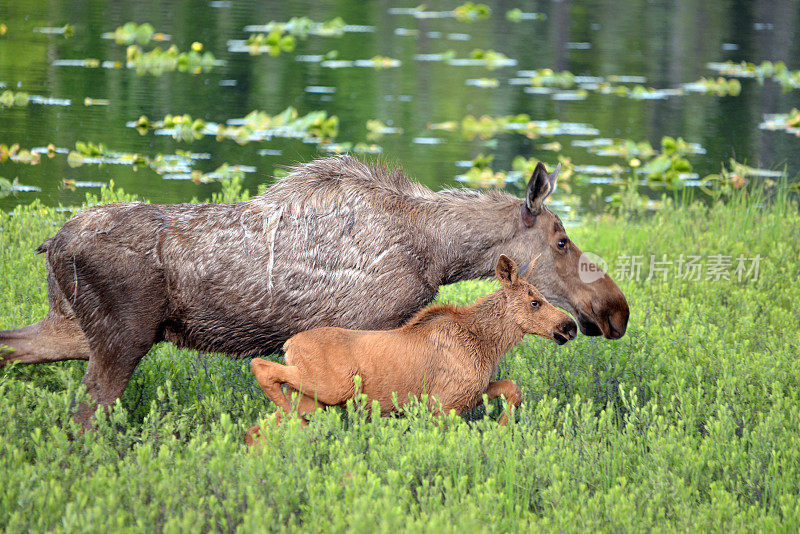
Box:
[561,320,578,338]
[552,332,568,345]
[607,317,625,339]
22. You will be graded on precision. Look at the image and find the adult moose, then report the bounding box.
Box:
[0,156,628,428]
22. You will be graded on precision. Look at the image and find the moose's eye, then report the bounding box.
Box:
[530,300,540,310]
[557,238,568,250]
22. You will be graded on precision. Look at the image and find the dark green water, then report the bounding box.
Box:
[1,0,799,213]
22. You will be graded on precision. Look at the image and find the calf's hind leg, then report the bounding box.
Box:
[250,358,331,423]
[245,391,322,448]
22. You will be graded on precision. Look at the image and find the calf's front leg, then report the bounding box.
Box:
[485,380,522,425]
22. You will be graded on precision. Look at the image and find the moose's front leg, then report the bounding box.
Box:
[486,380,522,425]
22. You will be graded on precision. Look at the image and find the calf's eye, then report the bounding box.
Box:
[530,300,540,309]
[557,238,568,250]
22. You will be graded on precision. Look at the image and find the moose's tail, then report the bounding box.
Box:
[35,238,52,255]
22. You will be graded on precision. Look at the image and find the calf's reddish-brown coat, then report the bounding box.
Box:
[246,255,577,443]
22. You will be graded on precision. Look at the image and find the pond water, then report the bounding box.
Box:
[1,0,799,215]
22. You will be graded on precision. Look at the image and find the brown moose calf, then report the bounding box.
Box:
[246,255,577,444]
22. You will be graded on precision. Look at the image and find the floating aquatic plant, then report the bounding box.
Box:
[221,108,339,143]
[759,108,800,135]
[59,179,103,190]
[84,97,110,106]
[623,85,682,100]
[317,56,401,69]
[461,114,528,139]
[319,142,383,154]
[638,153,693,187]
[455,154,507,187]
[580,136,704,159]
[465,78,499,88]
[134,107,339,143]
[135,114,208,142]
[65,141,250,185]
[456,154,577,191]
[51,58,102,68]
[453,3,492,22]
[189,163,247,184]
[459,140,704,195]
[573,136,705,188]
[707,60,800,91]
[0,143,58,164]
[243,32,296,56]
[0,90,29,107]
[0,177,40,198]
[33,24,74,37]
[527,69,576,88]
[0,177,17,198]
[364,56,401,69]
[389,4,489,21]
[456,166,508,187]
[461,49,514,69]
[244,17,347,38]
[683,77,741,96]
[539,141,562,152]
[366,119,402,141]
[506,9,545,22]
[232,17,346,56]
[432,114,598,140]
[427,121,458,131]
[68,141,152,168]
[520,69,742,100]
[125,44,217,75]
[551,89,589,101]
[73,141,108,157]
[103,22,168,45]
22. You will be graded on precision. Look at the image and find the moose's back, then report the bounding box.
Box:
[39,156,458,359]
[153,157,442,357]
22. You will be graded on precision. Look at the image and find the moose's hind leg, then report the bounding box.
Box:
[48,239,168,429]
[250,358,333,423]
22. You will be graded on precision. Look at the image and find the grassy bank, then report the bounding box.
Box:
[1,184,799,532]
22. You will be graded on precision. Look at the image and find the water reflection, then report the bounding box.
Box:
[0,0,798,213]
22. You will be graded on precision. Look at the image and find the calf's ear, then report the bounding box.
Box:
[523,162,560,226]
[495,254,519,287]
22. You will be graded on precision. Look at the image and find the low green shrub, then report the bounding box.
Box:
[1,182,798,531]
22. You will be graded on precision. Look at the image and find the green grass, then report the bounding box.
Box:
[1,183,799,532]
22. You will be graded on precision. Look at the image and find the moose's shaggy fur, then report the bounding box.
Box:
[0,156,628,428]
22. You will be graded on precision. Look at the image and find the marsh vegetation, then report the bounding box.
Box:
[2,1,800,530]
[1,1,799,213]
[1,181,799,530]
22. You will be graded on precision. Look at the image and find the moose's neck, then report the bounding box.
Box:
[461,290,525,367]
[422,191,524,285]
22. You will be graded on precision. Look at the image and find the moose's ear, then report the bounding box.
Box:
[547,162,560,195]
[495,254,519,287]
[522,162,559,226]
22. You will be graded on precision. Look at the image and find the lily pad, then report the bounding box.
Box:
[132,107,339,144]
[102,22,169,45]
